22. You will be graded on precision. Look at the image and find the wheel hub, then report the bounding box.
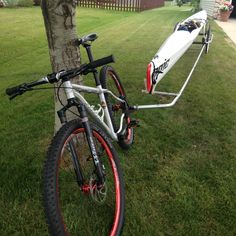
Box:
[81,175,107,204]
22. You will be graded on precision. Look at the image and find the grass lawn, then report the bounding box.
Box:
[1,5,236,236]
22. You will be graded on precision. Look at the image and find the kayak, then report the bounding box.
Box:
[146,10,208,94]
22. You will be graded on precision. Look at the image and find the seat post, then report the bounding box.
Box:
[84,45,101,86]
[85,45,94,63]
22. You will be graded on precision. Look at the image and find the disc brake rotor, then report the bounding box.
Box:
[89,174,107,204]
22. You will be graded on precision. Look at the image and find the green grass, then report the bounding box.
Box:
[1,5,236,236]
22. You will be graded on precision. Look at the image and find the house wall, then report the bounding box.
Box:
[200,0,225,18]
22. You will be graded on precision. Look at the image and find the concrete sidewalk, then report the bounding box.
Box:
[215,19,236,44]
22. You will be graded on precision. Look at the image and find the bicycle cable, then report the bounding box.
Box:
[57,82,80,118]
[28,84,81,118]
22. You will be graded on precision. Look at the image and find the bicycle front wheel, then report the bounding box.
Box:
[43,120,125,236]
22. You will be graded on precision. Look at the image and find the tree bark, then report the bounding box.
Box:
[41,0,82,131]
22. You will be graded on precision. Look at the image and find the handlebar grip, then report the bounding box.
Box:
[89,55,115,69]
[6,84,24,96]
[6,78,49,98]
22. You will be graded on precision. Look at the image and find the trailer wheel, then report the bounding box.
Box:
[205,25,211,54]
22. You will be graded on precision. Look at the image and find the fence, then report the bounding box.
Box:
[78,0,164,12]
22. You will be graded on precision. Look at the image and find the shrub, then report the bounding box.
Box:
[5,0,18,7]
[17,0,33,7]
[191,0,201,12]
[176,0,183,7]
[33,0,41,6]
[5,0,34,7]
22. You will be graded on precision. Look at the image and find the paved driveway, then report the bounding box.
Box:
[215,18,236,44]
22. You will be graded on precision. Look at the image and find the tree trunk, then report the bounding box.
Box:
[41,0,82,131]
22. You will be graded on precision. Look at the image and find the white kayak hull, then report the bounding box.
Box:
[146,10,207,94]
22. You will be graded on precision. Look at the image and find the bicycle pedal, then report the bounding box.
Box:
[128,119,140,128]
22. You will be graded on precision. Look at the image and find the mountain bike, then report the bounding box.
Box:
[6,33,137,236]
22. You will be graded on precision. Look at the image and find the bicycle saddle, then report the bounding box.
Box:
[79,33,98,45]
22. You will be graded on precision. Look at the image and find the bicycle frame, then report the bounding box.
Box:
[63,80,126,142]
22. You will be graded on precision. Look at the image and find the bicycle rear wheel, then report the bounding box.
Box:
[100,65,134,150]
[43,120,125,236]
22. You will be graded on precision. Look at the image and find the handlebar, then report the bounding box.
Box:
[6,54,115,99]
[88,55,115,69]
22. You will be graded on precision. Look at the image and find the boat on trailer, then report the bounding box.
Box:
[145,10,210,95]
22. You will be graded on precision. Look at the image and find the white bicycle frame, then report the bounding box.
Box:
[63,81,126,142]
